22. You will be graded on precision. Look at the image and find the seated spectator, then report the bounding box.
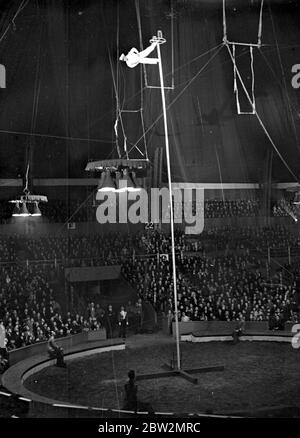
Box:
[181,312,190,322]
[47,332,66,368]
[0,350,9,373]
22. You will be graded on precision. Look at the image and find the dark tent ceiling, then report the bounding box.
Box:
[0,0,299,184]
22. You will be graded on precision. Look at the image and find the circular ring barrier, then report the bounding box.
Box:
[1,337,125,408]
[181,332,293,343]
[1,329,297,418]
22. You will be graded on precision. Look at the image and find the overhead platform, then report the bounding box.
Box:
[85,158,150,172]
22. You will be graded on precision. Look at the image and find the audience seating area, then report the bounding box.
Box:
[0,225,299,358]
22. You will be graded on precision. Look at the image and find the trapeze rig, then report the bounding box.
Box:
[221,0,298,182]
[109,29,225,384]
[222,0,265,115]
[86,21,152,191]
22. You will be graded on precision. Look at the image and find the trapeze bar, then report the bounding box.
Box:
[235,109,255,115]
[145,85,175,90]
[120,109,142,113]
[226,40,262,48]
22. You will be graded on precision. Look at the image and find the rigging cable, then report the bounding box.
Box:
[222,0,227,43]
[114,1,121,158]
[223,0,265,47]
[0,43,274,147]
[0,42,224,146]
[0,0,30,44]
[226,42,299,183]
[233,44,256,114]
[257,0,264,47]
[25,0,43,192]
[259,49,300,127]
[267,1,300,153]
[125,44,224,158]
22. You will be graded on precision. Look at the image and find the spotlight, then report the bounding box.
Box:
[120,168,135,191]
[97,171,105,191]
[97,170,116,192]
[12,202,21,217]
[115,171,126,192]
[19,202,30,217]
[31,202,41,217]
[131,171,142,191]
[293,192,300,205]
[120,169,141,192]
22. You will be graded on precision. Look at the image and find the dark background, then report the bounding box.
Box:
[0,0,299,183]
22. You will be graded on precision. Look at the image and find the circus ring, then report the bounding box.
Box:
[1,324,300,418]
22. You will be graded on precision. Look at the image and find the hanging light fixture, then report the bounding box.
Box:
[97,169,116,192]
[31,201,42,217]
[10,165,48,217]
[86,160,148,194]
[10,196,47,218]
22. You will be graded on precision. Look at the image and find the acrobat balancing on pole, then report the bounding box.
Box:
[119,41,159,68]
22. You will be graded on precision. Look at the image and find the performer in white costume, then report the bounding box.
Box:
[119,41,158,68]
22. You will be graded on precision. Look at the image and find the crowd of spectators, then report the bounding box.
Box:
[189,225,300,252]
[3,226,299,265]
[166,199,261,222]
[0,225,299,356]
[0,262,115,351]
[272,198,299,218]
[0,251,144,353]
[0,233,136,266]
[0,264,63,350]
[202,199,260,218]
[122,227,300,326]
[123,253,299,324]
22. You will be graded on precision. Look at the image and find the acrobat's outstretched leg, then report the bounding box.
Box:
[120,42,159,68]
[139,41,157,59]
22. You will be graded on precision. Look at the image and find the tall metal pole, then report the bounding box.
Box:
[156,34,181,370]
